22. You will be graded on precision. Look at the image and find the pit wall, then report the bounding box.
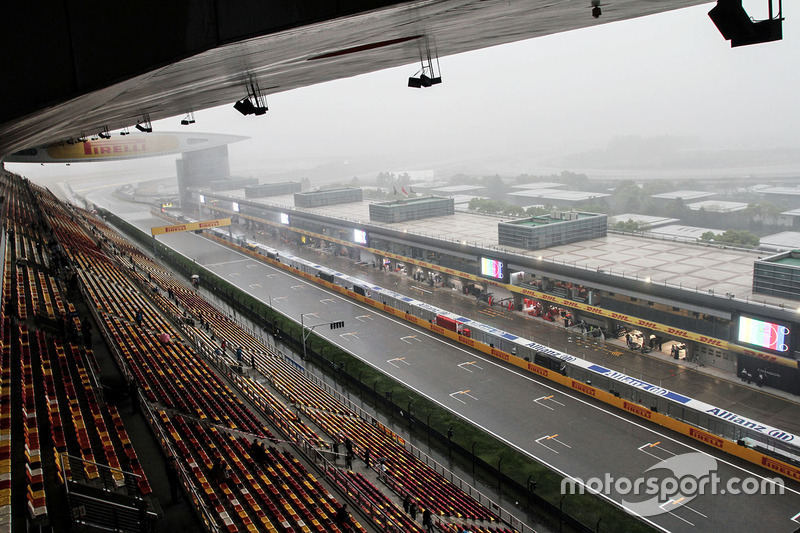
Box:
[200,205,790,368]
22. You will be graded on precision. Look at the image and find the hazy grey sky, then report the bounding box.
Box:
[9,2,798,182]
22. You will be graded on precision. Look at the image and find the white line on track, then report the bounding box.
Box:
[535,434,570,454]
[457,361,484,373]
[206,259,250,267]
[533,395,565,410]
[387,357,409,368]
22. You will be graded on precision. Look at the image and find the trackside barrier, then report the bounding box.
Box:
[193,229,800,483]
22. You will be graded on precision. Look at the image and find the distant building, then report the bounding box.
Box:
[177,145,231,207]
[759,231,800,252]
[209,177,258,191]
[779,208,800,229]
[508,182,566,191]
[369,196,454,223]
[609,214,679,229]
[687,200,748,213]
[647,224,717,241]
[754,250,800,301]
[294,187,362,208]
[245,181,301,198]
[390,170,434,182]
[452,195,489,208]
[498,211,607,250]
[759,186,800,209]
[506,189,610,208]
[651,190,716,202]
[430,185,487,195]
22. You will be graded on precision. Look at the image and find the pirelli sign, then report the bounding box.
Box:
[151,218,231,236]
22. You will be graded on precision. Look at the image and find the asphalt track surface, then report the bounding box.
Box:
[91,193,800,533]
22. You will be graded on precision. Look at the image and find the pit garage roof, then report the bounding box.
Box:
[209,187,781,305]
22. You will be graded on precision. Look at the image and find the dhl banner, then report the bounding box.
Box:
[151,218,231,236]
[198,206,790,366]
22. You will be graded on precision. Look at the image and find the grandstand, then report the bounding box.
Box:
[0,169,524,532]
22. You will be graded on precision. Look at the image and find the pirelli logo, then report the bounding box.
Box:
[688,427,724,449]
[623,401,652,420]
[84,140,146,155]
[151,218,231,236]
[571,380,596,397]
[762,456,800,482]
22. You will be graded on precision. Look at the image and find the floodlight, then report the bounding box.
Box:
[234,98,256,115]
[708,0,782,47]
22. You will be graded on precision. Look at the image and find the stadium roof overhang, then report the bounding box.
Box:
[0,0,709,159]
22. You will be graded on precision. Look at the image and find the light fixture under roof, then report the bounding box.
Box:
[708,0,783,47]
[407,37,442,89]
[135,113,153,133]
[233,79,268,116]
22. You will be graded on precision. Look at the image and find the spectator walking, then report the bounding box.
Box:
[166,458,180,504]
[129,382,140,414]
[81,317,93,347]
[402,494,411,514]
[335,504,350,528]
[422,508,433,533]
[344,437,353,456]
[135,308,143,327]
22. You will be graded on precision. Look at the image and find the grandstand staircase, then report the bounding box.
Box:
[60,453,156,533]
